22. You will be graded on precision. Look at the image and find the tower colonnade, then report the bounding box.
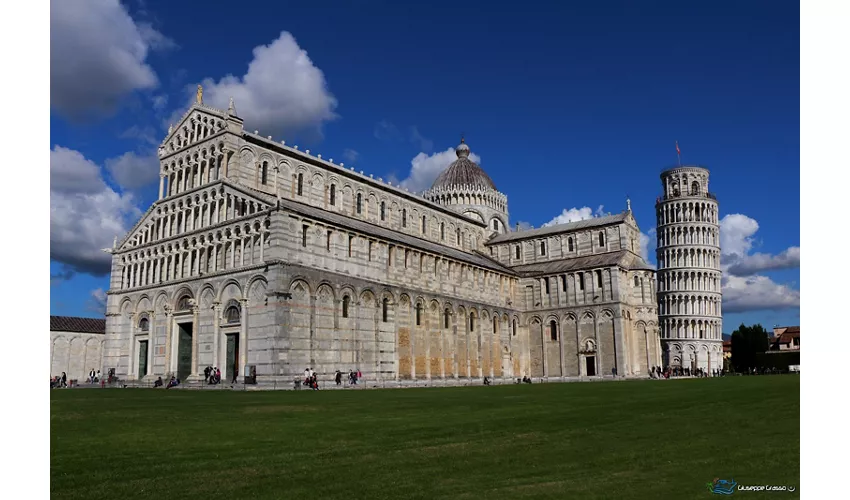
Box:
[655,166,723,373]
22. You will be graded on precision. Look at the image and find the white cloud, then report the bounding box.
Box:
[105,151,160,190]
[726,246,801,276]
[713,213,800,313]
[399,147,481,193]
[719,213,760,259]
[195,31,338,139]
[50,146,142,277]
[50,0,170,120]
[722,275,801,313]
[719,213,800,275]
[542,205,605,227]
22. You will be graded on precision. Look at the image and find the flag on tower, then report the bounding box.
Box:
[676,141,681,156]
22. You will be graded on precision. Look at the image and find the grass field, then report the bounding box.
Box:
[50,376,800,499]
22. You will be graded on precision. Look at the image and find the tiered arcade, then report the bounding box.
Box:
[655,166,723,372]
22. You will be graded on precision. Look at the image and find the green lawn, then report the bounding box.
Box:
[51,376,800,500]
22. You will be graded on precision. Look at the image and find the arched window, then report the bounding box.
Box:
[380,201,385,221]
[550,320,558,341]
[540,241,546,256]
[342,296,350,318]
[561,275,567,292]
[515,245,520,259]
[512,319,517,336]
[596,270,603,288]
[302,224,308,247]
[402,208,407,228]
[544,278,550,294]
[440,222,445,240]
[493,219,498,231]
[329,184,336,206]
[493,317,497,334]
[469,314,475,331]
[356,193,362,214]
[568,237,574,252]
[457,228,461,244]
[225,303,241,324]
[421,215,426,234]
[261,161,268,185]
[578,274,585,290]
[444,308,450,329]
[176,295,192,311]
[691,181,700,195]
[415,303,422,326]
[382,298,389,323]
[634,276,640,287]
[599,232,605,247]
[297,173,303,196]
[138,317,149,332]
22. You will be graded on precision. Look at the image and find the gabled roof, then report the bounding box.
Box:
[507,249,652,277]
[50,316,106,334]
[487,213,630,245]
[160,103,228,148]
[266,188,516,275]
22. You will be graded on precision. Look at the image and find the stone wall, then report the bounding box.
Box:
[50,332,104,382]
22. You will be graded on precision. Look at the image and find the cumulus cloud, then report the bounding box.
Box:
[50,0,171,120]
[399,147,482,193]
[515,221,533,231]
[542,205,605,227]
[194,31,338,139]
[719,214,800,275]
[726,246,801,276]
[721,275,801,313]
[715,213,800,313]
[720,213,759,260]
[50,146,142,278]
[105,151,160,190]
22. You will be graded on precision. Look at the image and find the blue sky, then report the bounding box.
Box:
[49,0,800,332]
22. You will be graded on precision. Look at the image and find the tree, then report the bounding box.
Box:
[730,323,770,372]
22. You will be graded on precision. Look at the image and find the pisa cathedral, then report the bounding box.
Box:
[102,94,662,385]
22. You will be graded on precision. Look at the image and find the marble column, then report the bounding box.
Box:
[190,306,200,379]
[159,174,165,200]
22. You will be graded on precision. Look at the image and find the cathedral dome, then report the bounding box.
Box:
[430,138,497,191]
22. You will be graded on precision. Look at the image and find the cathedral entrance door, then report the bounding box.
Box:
[177,323,193,381]
[138,340,148,379]
[226,333,239,382]
[585,356,596,376]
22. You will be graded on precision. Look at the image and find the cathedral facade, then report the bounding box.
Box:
[102,97,661,385]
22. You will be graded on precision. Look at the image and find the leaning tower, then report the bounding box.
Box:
[655,166,723,374]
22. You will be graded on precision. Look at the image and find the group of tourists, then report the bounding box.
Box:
[650,366,724,379]
[204,366,223,385]
[50,372,68,388]
[152,375,181,388]
[86,369,102,384]
[302,368,319,390]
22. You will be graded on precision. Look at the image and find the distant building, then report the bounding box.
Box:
[50,316,106,381]
[769,326,800,351]
[722,340,732,360]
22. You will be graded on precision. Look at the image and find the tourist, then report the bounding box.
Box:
[61,372,67,388]
[483,377,491,386]
[154,376,163,388]
[95,370,101,383]
[304,367,311,386]
[357,369,362,382]
[89,369,96,384]
[215,367,221,384]
[204,366,211,383]
[166,376,177,389]
[335,370,342,386]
